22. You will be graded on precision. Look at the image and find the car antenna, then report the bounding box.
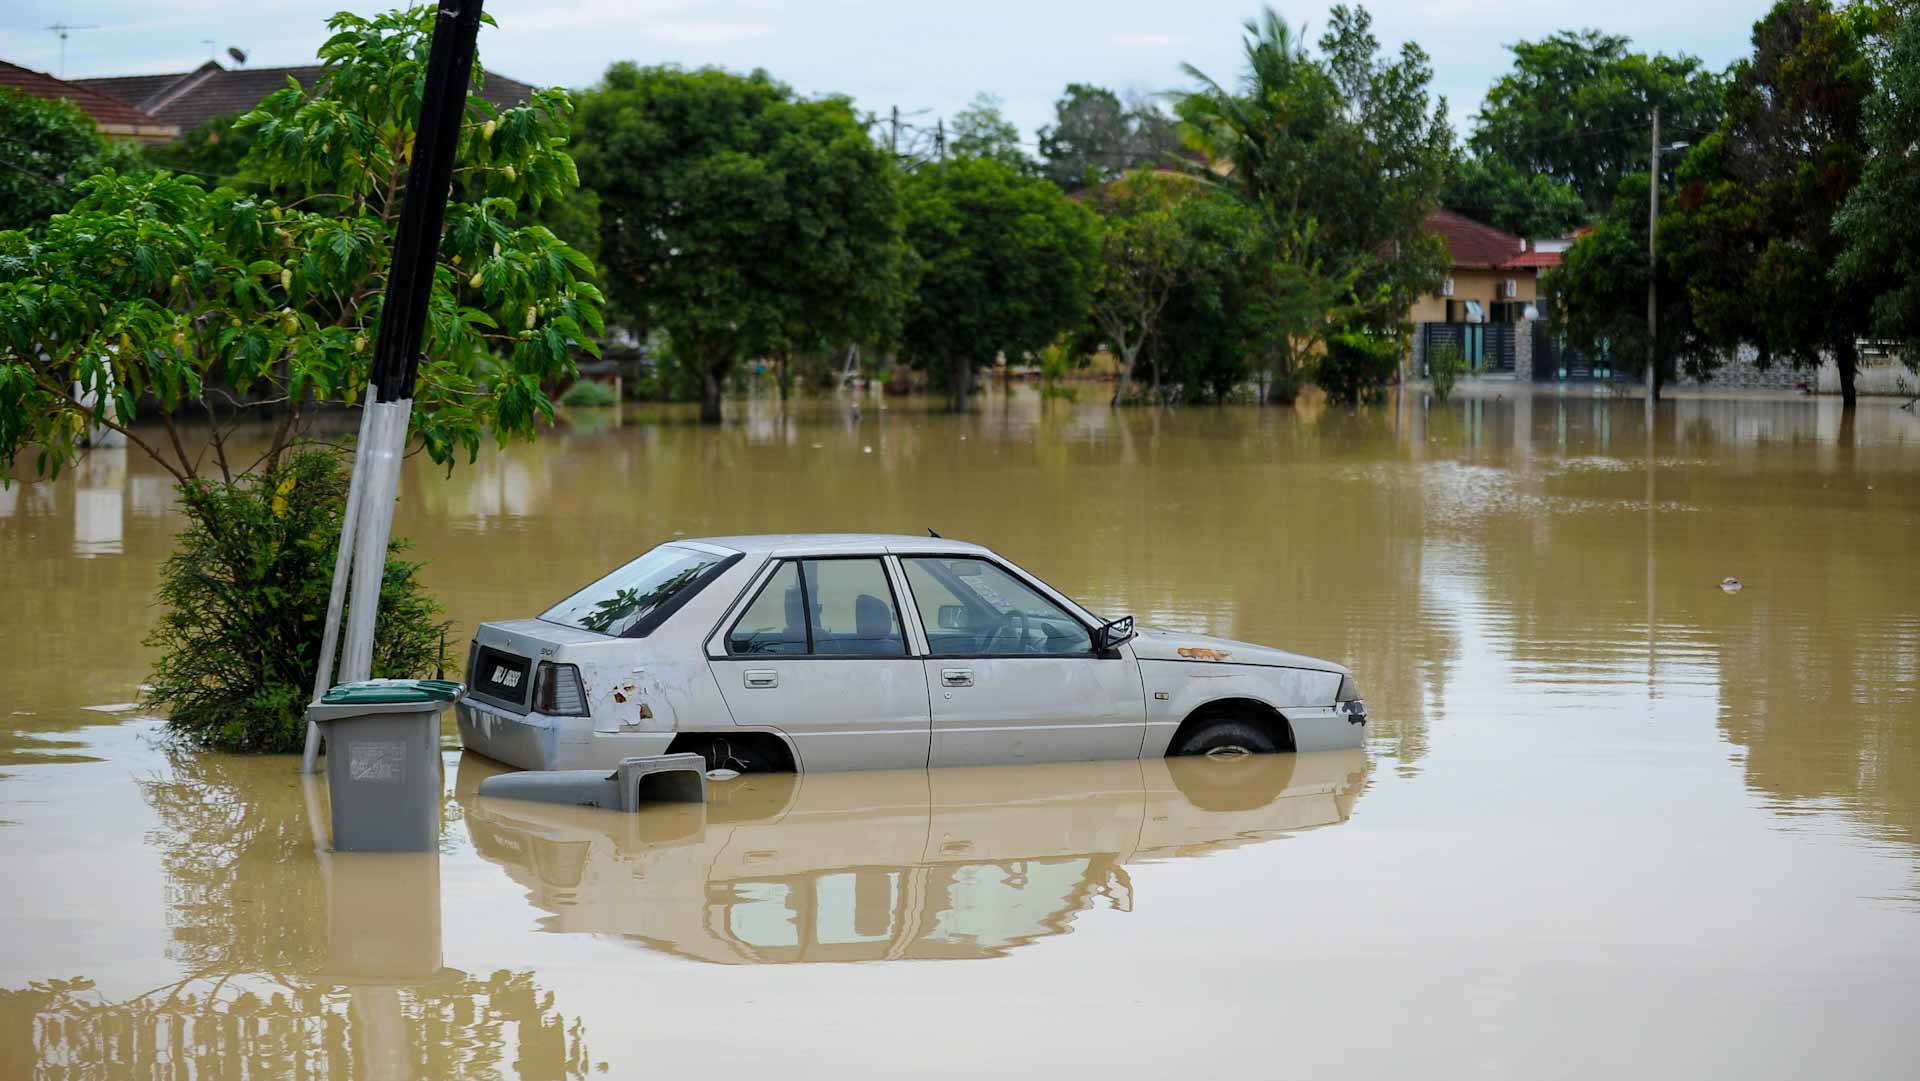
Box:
[927,528,941,538]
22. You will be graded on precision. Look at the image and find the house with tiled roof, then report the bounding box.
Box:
[1408,209,1579,380]
[0,60,178,143]
[73,59,538,142]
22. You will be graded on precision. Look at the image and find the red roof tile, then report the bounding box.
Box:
[1502,250,1562,270]
[0,60,175,134]
[1422,208,1526,270]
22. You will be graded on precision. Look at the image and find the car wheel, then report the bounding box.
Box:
[1168,717,1280,757]
[701,737,783,774]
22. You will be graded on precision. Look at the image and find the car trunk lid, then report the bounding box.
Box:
[467,619,610,714]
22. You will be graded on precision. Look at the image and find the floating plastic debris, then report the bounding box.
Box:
[1720,577,1743,593]
[706,768,741,781]
[81,703,139,714]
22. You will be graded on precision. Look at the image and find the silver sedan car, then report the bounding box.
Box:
[456,534,1367,773]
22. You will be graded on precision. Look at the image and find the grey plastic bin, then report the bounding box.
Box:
[306,679,461,852]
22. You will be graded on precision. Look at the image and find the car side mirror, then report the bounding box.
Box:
[937,604,968,630]
[1095,615,1136,651]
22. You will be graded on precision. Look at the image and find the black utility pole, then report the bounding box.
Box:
[369,0,486,401]
[305,0,487,773]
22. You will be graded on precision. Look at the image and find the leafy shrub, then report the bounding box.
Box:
[144,450,452,753]
[558,378,619,407]
[1317,329,1403,404]
[1427,341,1466,401]
[1039,340,1080,401]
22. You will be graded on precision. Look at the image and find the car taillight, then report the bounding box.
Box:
[534,661,589,716]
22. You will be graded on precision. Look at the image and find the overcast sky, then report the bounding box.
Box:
[5,1,1767,146]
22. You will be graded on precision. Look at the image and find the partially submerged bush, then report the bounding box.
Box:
[1428,341,1466,401]
[145,450,452,753]
[1039,340,1080,402]
[558,378,619,407]
[1317,329,1402,405]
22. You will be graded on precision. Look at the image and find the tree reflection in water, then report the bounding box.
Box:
[0,752,595,1080]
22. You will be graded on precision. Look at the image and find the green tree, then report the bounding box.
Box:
[0,87,143,231]
[1545,173,1704,389]
[1037,83,1183,192]
[900,157,1100,411]
[572,64,906,422]
[145,114,256,188]
[949,92,1037,173]
[0,8,598,752]
[1471,29,1726,213]
[1087,171,1193,406]
[1441,157,1586,237]
[0,6,602,485]
[1835,1,1920,362]
[1663,0,1874,406]
[1176,4,1449,399]
[1147,192,1301,403]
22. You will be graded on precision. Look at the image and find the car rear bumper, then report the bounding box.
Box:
[456,699,676,772]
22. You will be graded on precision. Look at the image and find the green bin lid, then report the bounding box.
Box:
[320,678,462,705]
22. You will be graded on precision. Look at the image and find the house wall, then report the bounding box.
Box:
[1408,268,1538,324]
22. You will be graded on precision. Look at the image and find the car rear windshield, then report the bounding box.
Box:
[540,545,737,638]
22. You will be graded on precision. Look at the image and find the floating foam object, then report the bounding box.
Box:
[478,753,709,811]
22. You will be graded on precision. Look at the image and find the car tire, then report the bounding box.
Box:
[700,736,786,774]
[1168,717,1280,757]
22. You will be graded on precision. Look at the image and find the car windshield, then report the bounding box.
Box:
[540,545,730,638]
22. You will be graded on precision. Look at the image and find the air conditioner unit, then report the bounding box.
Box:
[1502,278,1518,299]
[1440,277,1455,297]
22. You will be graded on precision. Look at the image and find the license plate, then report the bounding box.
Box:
[472,646,531,706]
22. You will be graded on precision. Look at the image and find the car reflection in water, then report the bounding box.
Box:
[459,749,1369,964]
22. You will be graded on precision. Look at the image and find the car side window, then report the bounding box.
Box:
[726,562,808,655]
[801,559,906,657]
[726,559,907,657]
[901,557,1092,657]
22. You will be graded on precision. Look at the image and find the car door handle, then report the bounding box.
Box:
[743,669,778,689]
[940,668,973,688]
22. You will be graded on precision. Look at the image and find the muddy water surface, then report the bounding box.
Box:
[3,387,1919,1078]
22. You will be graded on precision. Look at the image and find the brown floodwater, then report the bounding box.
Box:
[3,385,1918,1078]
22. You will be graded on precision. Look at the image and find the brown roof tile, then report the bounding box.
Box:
[1423,208,1526,270]
[65,71,183,110]
[1501,249,1563,270]
[77,61,540,136]
[0,59,176,135]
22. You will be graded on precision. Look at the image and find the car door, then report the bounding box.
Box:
[711,557,931,771]
[898,554,1146,768]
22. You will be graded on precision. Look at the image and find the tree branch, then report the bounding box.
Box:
[35,376,189,485]
[157,410,198,482]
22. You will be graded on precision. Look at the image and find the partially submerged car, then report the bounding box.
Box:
[457,534,1366,773]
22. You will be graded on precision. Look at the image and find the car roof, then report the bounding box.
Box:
[676,533,995,558]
